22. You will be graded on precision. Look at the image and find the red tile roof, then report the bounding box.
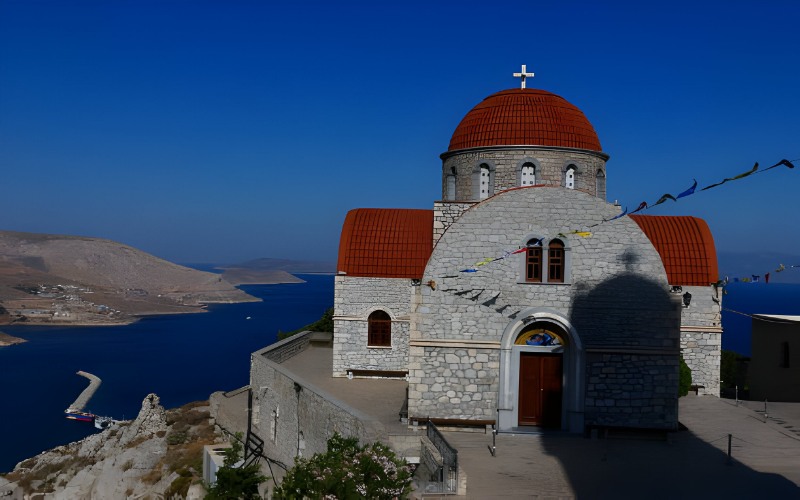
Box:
[631,215,719,286]
[448,89,602,152]
[337,209,433,279]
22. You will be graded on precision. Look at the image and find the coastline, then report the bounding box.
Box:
[0,332,27,347]
[0,278,314,328]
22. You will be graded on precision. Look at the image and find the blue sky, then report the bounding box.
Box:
[1,1,798,274]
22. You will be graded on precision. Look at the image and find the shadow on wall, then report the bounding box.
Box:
[569,250,682,429]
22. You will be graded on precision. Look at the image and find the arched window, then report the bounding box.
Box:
[520,163,536,186]
[596,169,606,199]
[548,239,565,283]
[480,164,491,199]
[368,310,391,347]
[565,165,576,190]
[446,175,456,200]
[525,238,542,282]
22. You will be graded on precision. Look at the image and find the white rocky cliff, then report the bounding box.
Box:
[0,394,217,499]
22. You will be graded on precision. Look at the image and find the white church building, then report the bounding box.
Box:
[331,70,722,433]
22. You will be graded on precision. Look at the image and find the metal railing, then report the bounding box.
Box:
[425,420,458,494]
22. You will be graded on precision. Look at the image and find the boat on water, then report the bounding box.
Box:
[64,408,95,422]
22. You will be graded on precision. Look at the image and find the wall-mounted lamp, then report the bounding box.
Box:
[427,280,437,290]
[682,292,692,308]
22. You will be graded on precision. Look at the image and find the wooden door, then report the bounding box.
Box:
[518,353,563,427]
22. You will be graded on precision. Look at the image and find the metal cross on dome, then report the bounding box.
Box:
[513,64,535,89]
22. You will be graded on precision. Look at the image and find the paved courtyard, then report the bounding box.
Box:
[218,345,800,498]
[439,395,800,498]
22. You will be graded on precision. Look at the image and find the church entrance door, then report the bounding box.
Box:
[518,352,562,427]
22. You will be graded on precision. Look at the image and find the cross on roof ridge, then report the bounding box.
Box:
[513,64,535,89]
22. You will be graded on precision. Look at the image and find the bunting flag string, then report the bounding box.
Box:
[454,157,797,277]
[558,231,592,238]
[724,264,800,285]
[700,162,760,191]
[620,159,794,218]
[459,241,541,273]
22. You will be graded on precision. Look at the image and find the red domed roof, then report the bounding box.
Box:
[448,89,602,152]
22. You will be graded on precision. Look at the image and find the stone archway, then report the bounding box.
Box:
[496,310,585,433]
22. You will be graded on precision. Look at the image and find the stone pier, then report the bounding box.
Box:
[68,371,102,411]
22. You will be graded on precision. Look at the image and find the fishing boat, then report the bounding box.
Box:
[65,408,95,422]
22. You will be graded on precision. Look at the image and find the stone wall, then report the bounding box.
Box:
[681,330,721,396]
[407,345,499,419]
[679,285,723,396]
[415,188,674,343]
[433,201,475,246]
[584,352,679,429]
[333,276,412,377]
[409,187,683,430]
[441,146,607,201]
[250,334,385,482]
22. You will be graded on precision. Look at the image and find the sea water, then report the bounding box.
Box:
[0,274,334,473]
[719,282,800,356]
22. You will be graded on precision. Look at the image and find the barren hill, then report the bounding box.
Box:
[0,230,258,326]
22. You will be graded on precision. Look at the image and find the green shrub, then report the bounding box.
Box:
[277,307,334,340]
[720,349,750,390]
[273,433,412,499]
[165,475,193,499]
[167,431,188,445]
[679,356,692,397]
[205,433,267,500]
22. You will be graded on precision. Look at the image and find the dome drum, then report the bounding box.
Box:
[441,148,607,202]
[441,89,608,202]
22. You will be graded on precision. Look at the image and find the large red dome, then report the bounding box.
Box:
[448,89,602,152]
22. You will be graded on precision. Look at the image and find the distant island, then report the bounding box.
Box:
[216,257,335,285]
[0,231,337,327]
[0,230,259,326]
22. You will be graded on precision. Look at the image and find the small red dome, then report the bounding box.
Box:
[448,89,602,152]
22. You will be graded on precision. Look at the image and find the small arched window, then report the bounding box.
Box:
[520,163,536,186]
[596,169,606,199]
[368,310,391,347]
[565,165,576,190]
[548,239,565,283]
[480,164,491,199]
[525,239,542,282]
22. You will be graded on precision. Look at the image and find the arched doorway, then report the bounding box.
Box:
[497,312,585,433]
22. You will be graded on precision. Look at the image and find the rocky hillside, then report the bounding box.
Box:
[0,230,258,325]
[0,395,219,499]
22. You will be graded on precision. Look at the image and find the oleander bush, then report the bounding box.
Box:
[273,433,412,500]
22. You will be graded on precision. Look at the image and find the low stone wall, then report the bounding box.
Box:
[250,332,387,481]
